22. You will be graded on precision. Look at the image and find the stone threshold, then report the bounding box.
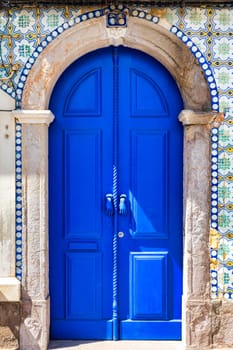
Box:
[48,340,184,350]
[48,342,233,350]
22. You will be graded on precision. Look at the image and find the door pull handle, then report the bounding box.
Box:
[105,194,114,216]
[119,194,128,216]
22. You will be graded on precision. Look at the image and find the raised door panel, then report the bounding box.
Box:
[64,130,102,239]
[130,130,169,238]
[129,252,168,320]
[130,69,168,117]
[64,68,101,117]
[66,252,102,319]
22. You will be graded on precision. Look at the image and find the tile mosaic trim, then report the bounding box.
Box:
[15,123,23,281]
[210,127,220,299]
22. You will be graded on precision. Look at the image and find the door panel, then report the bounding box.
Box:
[129,129,169,237]
[66,252,102,319]
[49,46,183,340]
[64,68,102,116]
[49,49,114,339]
[118,47,183,339]
[130,69,168,117]
[129,252,168,319]
[64,130,102,238]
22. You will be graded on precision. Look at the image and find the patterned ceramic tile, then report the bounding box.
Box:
[217,108,233,298]
[163,8,180,27]
[219,96,233,112]
[183,7,208,31]
[213,66,233,91]
[212,37,233,61]
[40,8,67,32]
[12,9,36,34]
[13,38,35,64]
[213,9,232,32]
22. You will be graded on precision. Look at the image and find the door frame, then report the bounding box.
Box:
[13,12,223,350]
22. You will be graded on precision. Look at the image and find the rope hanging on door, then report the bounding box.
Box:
[112,46,120,340]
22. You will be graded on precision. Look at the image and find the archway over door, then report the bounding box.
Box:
[15,13,222,350]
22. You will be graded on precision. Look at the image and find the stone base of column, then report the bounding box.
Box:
[184,299,233,350]
[211,300,233,348]
[184,299,212,349]
[0,302,20,349]
[20,297,50,350]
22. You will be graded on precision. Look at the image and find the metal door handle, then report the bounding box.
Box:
[105,194,114,216]
[119,194,128,216]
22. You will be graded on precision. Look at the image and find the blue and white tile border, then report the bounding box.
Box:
[13,7,220,289]
[15,122,23,281]
[211,125,220,299]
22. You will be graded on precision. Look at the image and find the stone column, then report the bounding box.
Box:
[13,110,54,350]
[179,110,223,350]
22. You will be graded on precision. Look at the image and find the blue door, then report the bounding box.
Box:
[49,46,183,340]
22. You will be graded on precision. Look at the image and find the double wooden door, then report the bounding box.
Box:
[49,46,183,340]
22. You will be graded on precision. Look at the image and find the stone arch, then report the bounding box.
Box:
[14,12,224,350]
[21,16,211,111]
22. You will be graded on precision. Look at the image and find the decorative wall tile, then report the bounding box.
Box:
[217,108,233,299]
[163,8,180,27]
[219,96,233,112]
[40,8,68,32]
[0,11,8,31]
[183,7,208,31]
[212,37,233,61]
[13,38,35,63]
[12,9,36,34]
[213,66,233,91]
[213,9,232,32]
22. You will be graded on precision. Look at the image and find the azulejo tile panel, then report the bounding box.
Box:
[216,108,233,299]
[0,5,232,299]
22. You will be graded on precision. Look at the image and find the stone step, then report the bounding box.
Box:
[49,340,184,350]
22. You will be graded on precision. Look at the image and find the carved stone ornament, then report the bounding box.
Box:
[106,27,127,40]
[24,318,42,340]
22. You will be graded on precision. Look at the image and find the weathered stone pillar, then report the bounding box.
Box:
[179,110,223,350]
[13,110,54,350]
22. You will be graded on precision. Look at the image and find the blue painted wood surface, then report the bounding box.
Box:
[49,46,183,340]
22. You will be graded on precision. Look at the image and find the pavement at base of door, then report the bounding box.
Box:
[48,341,184,350]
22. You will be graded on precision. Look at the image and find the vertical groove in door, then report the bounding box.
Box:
[112,47,119,340]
